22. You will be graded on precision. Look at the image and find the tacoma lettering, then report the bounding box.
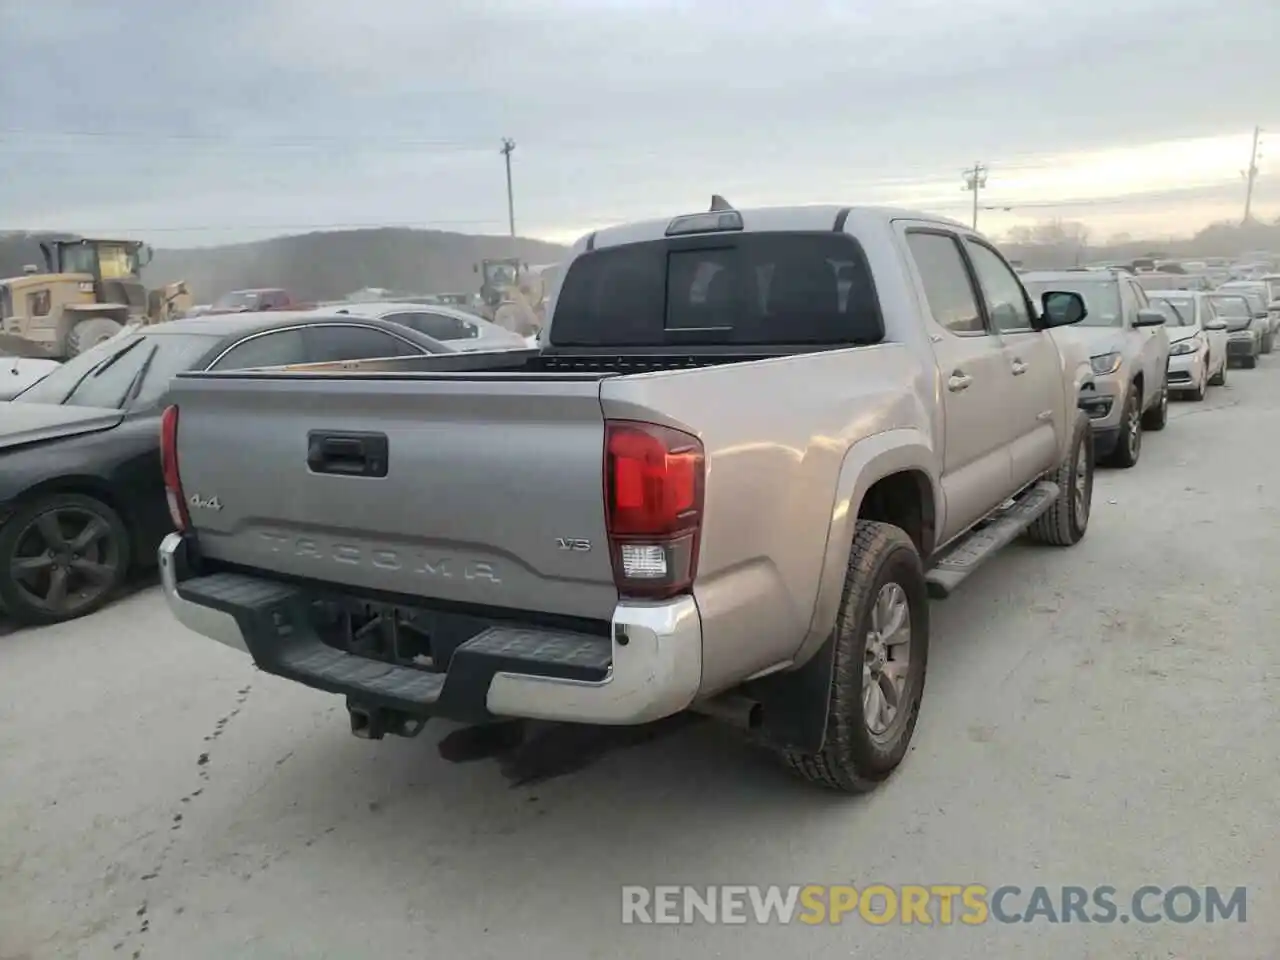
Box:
[257,532,501,583]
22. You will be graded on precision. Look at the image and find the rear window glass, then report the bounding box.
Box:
[550,232,883,347]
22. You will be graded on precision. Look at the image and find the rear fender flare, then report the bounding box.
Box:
[745,428,936,755]
[799,428,937,665]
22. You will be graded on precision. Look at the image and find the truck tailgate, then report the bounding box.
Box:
[168,374,619,621]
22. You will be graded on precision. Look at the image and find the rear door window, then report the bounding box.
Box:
[905,232,984,335]
[305,324,423,362]
[208,329,308,370]
[550,232,883,347]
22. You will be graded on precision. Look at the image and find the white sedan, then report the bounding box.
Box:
[318,301,533,353]
[1148,291,1229,401]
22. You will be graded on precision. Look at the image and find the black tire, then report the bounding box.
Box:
[1208,357,1226,387]
[1105,388,1142,468]
[1141,382,1168,431]
[1027,412,1093,547]
[66,317,123,357]
[0,492,130,626]
[1263,333,1273,355]
[780,521,929,793]
[1243,353,1258,369]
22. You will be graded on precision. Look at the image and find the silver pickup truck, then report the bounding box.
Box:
[158,202,1094,793]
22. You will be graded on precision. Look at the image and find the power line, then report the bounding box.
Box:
[0,129,495,149]
[5,218,514,236]
[500,138,516,238]
[978,179,1255,212]
[961,161,988,229]
[1242,125,1262,224]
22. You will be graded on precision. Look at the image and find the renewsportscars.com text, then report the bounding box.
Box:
[621,884,1247,926]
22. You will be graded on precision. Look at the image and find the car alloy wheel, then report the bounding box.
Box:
[8,505,122,619]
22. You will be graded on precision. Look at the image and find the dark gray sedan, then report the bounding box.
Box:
[0,312,452,626]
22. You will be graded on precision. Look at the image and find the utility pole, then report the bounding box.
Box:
[1242,126,1262,225]
[500,138,517,238]
[962,162,988,230]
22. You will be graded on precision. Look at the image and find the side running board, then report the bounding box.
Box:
[924,480,1060,599]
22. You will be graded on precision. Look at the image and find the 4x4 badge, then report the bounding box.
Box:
[189,494,223,511]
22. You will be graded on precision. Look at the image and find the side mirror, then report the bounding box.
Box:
[1204,319,1228,331]
[1133,309,1166,328]
[1039,290,1087,327]
[139,244,155,267]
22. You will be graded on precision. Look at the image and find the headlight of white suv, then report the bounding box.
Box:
[1090,352,1123,376]
[1169,338,1201,356]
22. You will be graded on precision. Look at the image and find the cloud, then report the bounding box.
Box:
[1,0,1278,247]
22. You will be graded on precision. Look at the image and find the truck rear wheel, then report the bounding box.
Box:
[66,317,123,357]
[780,521,929,793]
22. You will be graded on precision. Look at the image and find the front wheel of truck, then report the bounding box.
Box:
[780,521,929,793]
[1027,412,1093,547]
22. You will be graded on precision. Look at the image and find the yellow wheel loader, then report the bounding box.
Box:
[474,257,557,337]
[0,237,193,360]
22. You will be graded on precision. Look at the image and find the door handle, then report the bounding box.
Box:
[307,431,389,477]
[947,371,973,392]
[1011,359,1028,376]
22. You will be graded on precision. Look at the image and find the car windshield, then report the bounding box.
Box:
[13,330,215,408]
[1152,297,1195,325]
[1209,296,1250,319]
[1023,279,1122,327]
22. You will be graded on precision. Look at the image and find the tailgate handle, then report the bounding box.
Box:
[307,431,389,478]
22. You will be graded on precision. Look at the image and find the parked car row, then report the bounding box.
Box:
[1018,268,1277,468]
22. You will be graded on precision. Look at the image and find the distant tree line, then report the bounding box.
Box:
[0,228,567,303]
[1000,217,1280,271]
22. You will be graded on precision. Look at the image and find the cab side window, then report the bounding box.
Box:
[905,232,984,335]
[964,240,1034,333]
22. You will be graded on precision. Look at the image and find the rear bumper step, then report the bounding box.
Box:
[159,533,702,726]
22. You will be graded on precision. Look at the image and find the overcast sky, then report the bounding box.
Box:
[2,0,1278,248]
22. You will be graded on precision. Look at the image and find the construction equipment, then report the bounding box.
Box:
[474,258,557,336]
[0,237,193,359]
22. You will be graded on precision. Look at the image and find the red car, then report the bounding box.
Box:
[206,288,299,315]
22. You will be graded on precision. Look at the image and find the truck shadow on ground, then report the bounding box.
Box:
[437,713,708,787]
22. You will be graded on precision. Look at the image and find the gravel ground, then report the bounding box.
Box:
[3,363,1279,960]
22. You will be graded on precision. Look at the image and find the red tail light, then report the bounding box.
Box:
[160,405,189,531]
[604,420,705,599]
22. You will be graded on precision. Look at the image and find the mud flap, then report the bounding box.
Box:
[742,634,837,755]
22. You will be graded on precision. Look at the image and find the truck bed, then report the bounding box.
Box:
[169,339,924,692]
